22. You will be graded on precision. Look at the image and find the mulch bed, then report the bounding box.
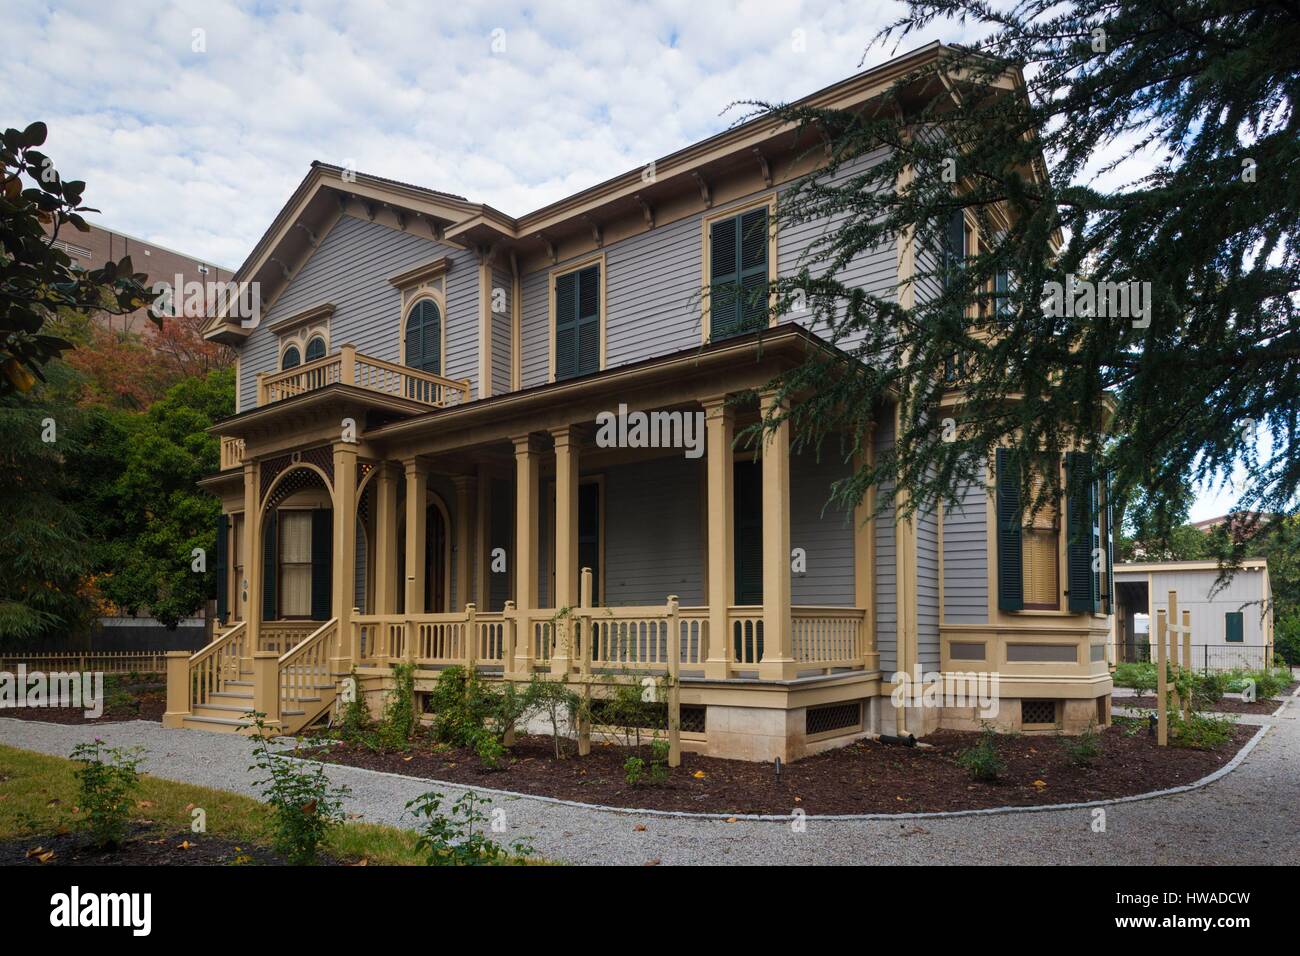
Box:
[1119,695,1289,715]
[296,721,1256,816]
[0,824,323,866]
[0,688,166,725]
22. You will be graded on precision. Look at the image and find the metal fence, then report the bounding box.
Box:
[1119,642,1273,673]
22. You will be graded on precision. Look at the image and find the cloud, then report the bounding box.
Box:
[2,0,964,268]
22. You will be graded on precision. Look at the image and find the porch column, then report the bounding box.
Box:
[452,475,476,611]
[242,460,261,656]
[703,397,734,680]
[551,426,579,674]
[373,463,399,615]
[512,434,542,675]
[403,458,427,617]
[758,390,795,680]
[474,464,491,609]
[332,442,358,666]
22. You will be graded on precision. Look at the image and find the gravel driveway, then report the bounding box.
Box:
[2,692,1296,865]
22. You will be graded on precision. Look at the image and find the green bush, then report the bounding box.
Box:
[405,790,532,866]
[623,739,671,786]
[1064,721,1103,766]
[70,739,144,849]
[1170,711,1235,749]
[1275,609,1300,666]
[426,666,526,767]
[522,677,583,759]
[1192,671,1230,708]
[338,667,374,746]
[377,663,417,752]
[955,726,1006,782]
[248,713,350,864]
[1113,661,1157,693]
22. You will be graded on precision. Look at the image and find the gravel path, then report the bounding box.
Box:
[2,692,1296,865]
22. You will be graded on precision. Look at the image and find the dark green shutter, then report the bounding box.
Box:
[554,271,578,380]
[1104,471,1115,613]
[262,510,278,622]
[578,482,600,605]
[1225,612,1244,643]
[406,300,441,376]
[213,513,229,624]
[1066,453,1101,613]
[576,266,600,376]
[734,461,763,605]
[710,208,768,340]
[996,448,1024,611]
[310,509,333,621]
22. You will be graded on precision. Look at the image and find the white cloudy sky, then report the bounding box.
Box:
[1,0,1240,519]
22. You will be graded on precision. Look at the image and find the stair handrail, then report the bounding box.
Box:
[186,620,248,710]
[276,618,337,721]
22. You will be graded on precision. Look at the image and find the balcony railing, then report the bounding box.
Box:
[220,436,245,471]
[255,344,471,408]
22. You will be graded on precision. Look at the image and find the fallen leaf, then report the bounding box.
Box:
[36,850,55,864]
[793,796,801,802]
[24,846,46,858]
[301,800,318,816]
[692,770,706,779]
[1032,779,1048,789]
[644,858,661,866]
[137,800,155,809]
[726,816,738,823]
[184,803,197,812]
[633,824,647,832]
[402,756,413,762]
[348,858,370,867]
[176,840,195,850]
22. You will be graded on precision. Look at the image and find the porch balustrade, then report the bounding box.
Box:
[255,344,471,408]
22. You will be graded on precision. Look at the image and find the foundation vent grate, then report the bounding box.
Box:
[1021,699,1058,726]
[806,701,862,738]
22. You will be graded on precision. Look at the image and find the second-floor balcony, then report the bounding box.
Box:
[254,344,471,409]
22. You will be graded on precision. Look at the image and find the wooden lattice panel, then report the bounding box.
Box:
[805,701,862,738]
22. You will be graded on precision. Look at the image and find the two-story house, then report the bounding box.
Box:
[166,42,1115,761]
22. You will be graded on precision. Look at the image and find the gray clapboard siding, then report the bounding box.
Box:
[916,494,940,669]
[790,446,856,606]
[236,214,477,410]
[602,456,705,606]
[490,265,513,394]
[519,268,550,389]
[604,214,705,368]
[443,250,481,397]
[942,465,989,624]
[874,413,898,674]
[777,147,897,354]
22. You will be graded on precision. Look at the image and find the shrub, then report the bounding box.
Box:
[1113,661,1157,691]
[1275,609,1300,666]
[1064,721,1103,767]
[338,667,373,746]
[523,677,583,759]
[1170,711,1235,750]
[70,739,144,849]
[377,663,416,751]
[955,726,1005,782]
[248,713,350,864]
[1192,671,1230,709]
[405,790,532,866]
[427,666,525,767]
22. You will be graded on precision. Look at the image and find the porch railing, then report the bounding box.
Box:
[219,435,245,471]
[349,602,871,676]
[256,345,471,408]
[258,620,321,656]
[277,619,335,722]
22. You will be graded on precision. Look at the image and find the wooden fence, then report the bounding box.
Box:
[0,651,168,676]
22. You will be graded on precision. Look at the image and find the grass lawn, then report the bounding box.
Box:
[0,743,428,865]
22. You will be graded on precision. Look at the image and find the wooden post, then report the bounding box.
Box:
[667,594,681,768]
[1182,609,1193,721]
[339,343,356,385]
[1167,590,1181,714]
[252,650,280,728]
[702,397,734,680]
[758,391,795,680]
[162,651,191,728]
[1156,608,1168,746]
[512,435,541,677]
[551,426,578,676]
[466,603,478,670]
[332,442,358,669]
[502,600,518,746]
[578,568,593,757]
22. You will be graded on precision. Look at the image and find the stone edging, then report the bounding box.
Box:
[278,723,1271,824]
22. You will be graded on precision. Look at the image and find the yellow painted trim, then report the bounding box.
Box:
[700,192,778,344]
[547,251,607,383]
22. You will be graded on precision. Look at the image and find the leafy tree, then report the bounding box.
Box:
[87,368,234,627]
[1,121,157,394]
[747,2,1298,556]
[0,364,94,643]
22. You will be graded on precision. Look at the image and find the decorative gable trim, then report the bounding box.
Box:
[388,256,452,290]
[268,302,335,335]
